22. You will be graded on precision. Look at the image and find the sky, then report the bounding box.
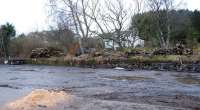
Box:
[0,0,48,34]
[0,0,199,35]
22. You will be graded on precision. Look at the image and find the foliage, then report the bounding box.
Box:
[10,29,74,57]
[131,9,200,48]
[0,23,16,58]
[130,12,157,47]
[190,10,200,43]
[10,34,46,57]
[192,10,200,32]
[10,29,104,57]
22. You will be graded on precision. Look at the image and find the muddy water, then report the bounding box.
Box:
[0,65,200,109]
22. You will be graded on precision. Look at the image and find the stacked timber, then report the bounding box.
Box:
[30,47,64,58]
[153,44,193,55]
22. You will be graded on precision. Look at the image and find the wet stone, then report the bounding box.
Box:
[176,77,200,85]
[104,76,153,81]
[0,84,20,89]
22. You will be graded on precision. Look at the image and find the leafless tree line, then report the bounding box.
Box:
[48,0,136,48]
[48,0,184,49]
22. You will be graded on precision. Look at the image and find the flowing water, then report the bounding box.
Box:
[0,65,200,110]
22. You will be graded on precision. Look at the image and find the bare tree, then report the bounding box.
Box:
[130,0,145,47]
[87,0,132,49]
[49,0,135,49]
[49,0,94,38]
[49,0,96,53]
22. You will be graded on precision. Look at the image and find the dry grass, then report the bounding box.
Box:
[129,55,200,63]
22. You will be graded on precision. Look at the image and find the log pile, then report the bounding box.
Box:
[125,49,149,56]
[30,47,64,58]
[153,44,193,55]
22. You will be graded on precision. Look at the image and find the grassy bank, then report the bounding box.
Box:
[128,55,200,63]
[24,55,200,72]
[26,55,200,66]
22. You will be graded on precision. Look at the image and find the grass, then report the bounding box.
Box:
[122,47,154,53]
[26,54,200,67]
[26,57,67,66]
[128,55,200,63]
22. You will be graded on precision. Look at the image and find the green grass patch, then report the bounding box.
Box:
[128,55,200,63]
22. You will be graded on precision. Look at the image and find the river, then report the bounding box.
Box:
[0,65,200,110]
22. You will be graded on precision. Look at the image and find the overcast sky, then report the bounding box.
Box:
[0,0,199,35]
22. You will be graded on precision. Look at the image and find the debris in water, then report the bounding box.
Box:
[114,67,125,70]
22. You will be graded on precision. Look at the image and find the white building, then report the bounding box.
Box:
[103,31,144,50]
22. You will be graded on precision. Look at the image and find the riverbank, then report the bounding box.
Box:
[25,55,200,73]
